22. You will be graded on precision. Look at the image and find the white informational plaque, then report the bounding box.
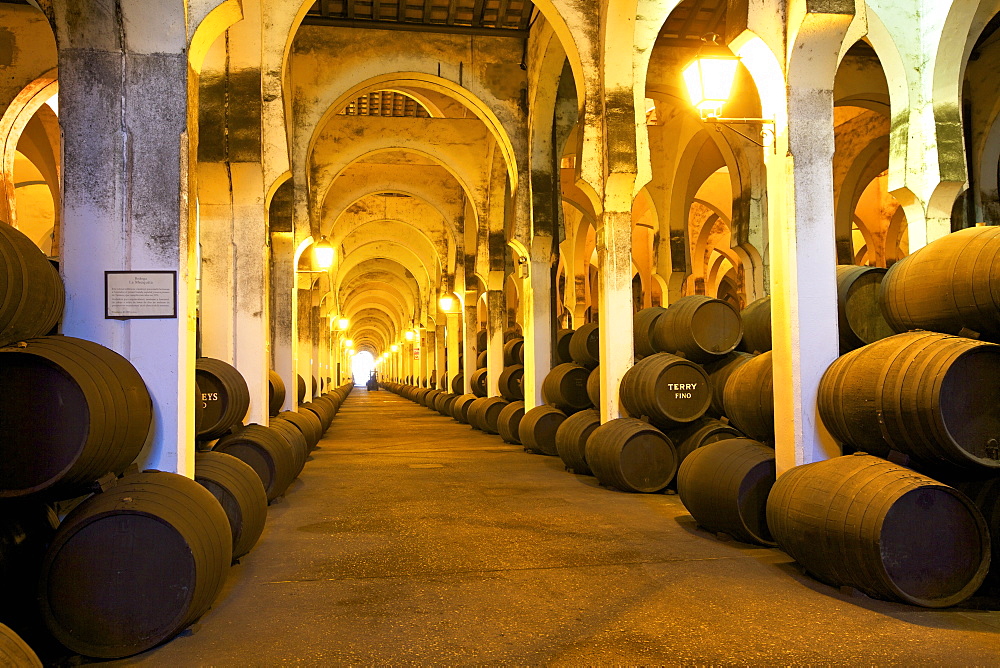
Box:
[105,271,177,319]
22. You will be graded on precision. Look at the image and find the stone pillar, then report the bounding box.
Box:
[596,205,634,421]
[435,321,446,389]
[521,254,553,409]
[446,311,461,393]
[270,232,296,411]
[418,328,428,386]
[55,3,195,475]
[463,295,478,394]
[485,288,505,398]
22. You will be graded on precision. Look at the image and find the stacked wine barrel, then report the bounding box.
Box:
[783,227,1000,606]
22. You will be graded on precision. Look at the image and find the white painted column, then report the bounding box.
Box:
[769,90,841,474]
[435,321,447,389]
[596,207,634,422]
[271,232,297,411]
[521,255,552,409]
[485,288,505,398]
[58,13,195,475]
[463,296,478,394]
[417,328,427,386]
[446,311,461,393]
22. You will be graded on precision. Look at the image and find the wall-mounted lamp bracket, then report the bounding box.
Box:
[704,117,776,154]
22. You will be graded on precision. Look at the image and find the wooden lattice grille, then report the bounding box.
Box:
[338,91,431,117]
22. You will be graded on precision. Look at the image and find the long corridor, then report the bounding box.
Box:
[110,389,1000,666]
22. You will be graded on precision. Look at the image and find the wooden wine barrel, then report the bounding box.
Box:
[421,389,439,410]
[620,353,711,429]
[311,376,319,398]
[586,418,678,493]
[214,424,296,501]
[555,329,575,364]
[315,394,339,417]
[300,401,333,432]
[268,370,285,417]
[433,390,449,412]
[441,394,460,418]
[586,365,600,408]
[837,265,895,353]
[519,405,566,455]
[503,325,522,343]
[542,363,592,412]
[268,418,309,478]
[652,296,742,363]
[497,401,525,444]
[818,331,1000,469]
[194,451,268,560]
[452,394,478,424]
[39,471,232,658]
[477,329,488,351]
[555,409,601,475]
[498,364,524,400]
[703,352,752,418]
[470,367,489,398]
[666,417,744,468]
[0,336,152,498]
[740,297,771,353]
[289,408,324,449]
[569,323,600,368]
[676,438,776,545]
[450,373,464,395]
[297,374,306,404]
[517,340,525,364]
[468,397,509,434]
[0,623,42,668]
[196,357,250,441]
[634,307,667,359]
[466,397,491,431]
[503,338,523,366]
[953,477,1000,593]
[722,352,774,442]
[880,226,1000,340]
[0,221,64,348]
[767,453,990,608]
[477,351,488,369]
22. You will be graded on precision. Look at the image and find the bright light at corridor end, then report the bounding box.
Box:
[352,350,375,383]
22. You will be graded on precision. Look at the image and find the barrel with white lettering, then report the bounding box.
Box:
[196,358,250,441]
[620,353,711,429]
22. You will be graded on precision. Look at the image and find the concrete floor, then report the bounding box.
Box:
[104,388,999,666]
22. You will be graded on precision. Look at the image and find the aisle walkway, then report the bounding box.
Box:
[111,389,999,666]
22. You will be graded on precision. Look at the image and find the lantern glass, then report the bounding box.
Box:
[682,54,739,118]
[313,236,335,270]
[404,330,415,341]
[391,344,399,353]
[337,317,349,330]
[439,294,457,312]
